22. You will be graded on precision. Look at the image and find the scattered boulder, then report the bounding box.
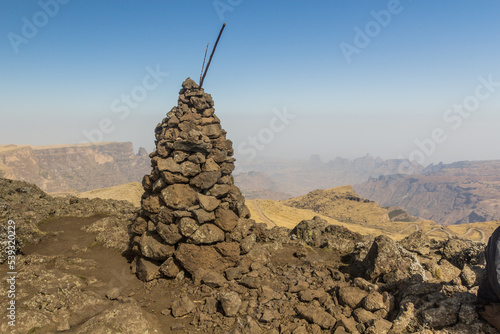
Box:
[338,286,368,309]
[171,296,196,318]
[220,291,241,317]
[295,305,336,329]
[362,235,412,283]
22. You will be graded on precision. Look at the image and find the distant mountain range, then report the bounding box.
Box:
[234,154,423,199]
[354,160,500,225]
[74,181,494,243]
[0,142,149,193]
[3,142,500,226]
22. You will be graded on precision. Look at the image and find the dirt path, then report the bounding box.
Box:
[458,227,486,242]
[16,216,195,333]
[399,223,421,234]
[250,200,276,227]
[425,226,453,238]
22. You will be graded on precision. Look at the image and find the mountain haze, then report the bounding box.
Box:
[235,154,423,199]
[355,160,500,225]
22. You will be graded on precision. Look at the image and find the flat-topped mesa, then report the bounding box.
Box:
[130,77,252,282]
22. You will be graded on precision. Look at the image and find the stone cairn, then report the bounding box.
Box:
[130,78,252,283]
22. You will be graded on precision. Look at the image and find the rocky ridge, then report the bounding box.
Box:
[0,142,149,193]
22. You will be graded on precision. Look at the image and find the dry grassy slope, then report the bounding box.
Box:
[284,185,390,224]
[246,198,409,240]
[77,182,143,207]
[73,182,498,242]
[264,185,496,242]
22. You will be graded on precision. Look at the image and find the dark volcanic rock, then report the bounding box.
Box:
[291,216,365,254]
[363,235,412,283]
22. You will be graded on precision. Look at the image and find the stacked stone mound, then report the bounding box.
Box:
[130,78,253,282]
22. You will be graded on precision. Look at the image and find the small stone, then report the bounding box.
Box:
[203,158,221,172]
[161,184,197,210]
[190,171,221,190]
[353,308,378,324]
[198,193,221,212]
[136,257,161,282]
[141,194,162,213]
[152,177,167,193]
[338,286,368,309]
[156,223,183,245]
[202,124,222,138]
[106,287,120,300]
[157,157,181,173]
[294,248,307,259]
[458,303,477,324]
[179,217,199,237]
[203,297,218,314]
[192,208,215,224]
[215,242,241,261]
[363,291,387,312]
[189,224,225,244]
[172,151,189,163]
[260,309,275,323]
[240,234,256,254]
[214,208,239,232]
[56,319,70,332]
[299,288,327,302]
[180,161,201,177]
[353,277,378,292]
[289,281,309,293]
[171,296,196,318]
[188,152,206,164]
[460,264,477,288]
[239,276,261,289]
[295,305,336,329]
[162,171,189,184]
[364,318,392,334]
[202,271,227,288]
[139,232,175,261]
[208,184,231,198]
[437,259,461,282]
[220,291,242,317]
[225,267,244,281]
[159,257,182,278]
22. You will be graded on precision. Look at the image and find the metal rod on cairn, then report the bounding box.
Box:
[199,23,226,89]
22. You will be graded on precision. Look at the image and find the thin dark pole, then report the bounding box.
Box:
[200,43,209,84]
[199,23,226,89]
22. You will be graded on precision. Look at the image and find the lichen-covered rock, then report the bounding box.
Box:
[291,216,365,254]
[362,235,412,283]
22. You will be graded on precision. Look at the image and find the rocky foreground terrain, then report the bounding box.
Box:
[0,178,498,333]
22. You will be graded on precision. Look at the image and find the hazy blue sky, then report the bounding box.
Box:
[1,0,499,167]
